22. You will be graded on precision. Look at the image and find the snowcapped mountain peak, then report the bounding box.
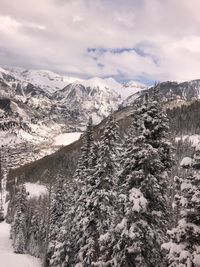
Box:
[4,67,79,93]
[74,76,121,95]
[70,76,147,98]
[2,66,147,98]
[124,80,147,88]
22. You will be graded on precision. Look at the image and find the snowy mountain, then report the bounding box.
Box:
[53,82,121,124]
[5,66,146,97]
[5,67,79,93]
[0,66,148,123]
[75,77,146,98]
[125,79,200,107]
[0,65,147,131]
[3,65,200,171]
[0,66,147,169]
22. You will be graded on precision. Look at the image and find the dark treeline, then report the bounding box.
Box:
[167,100,200,136]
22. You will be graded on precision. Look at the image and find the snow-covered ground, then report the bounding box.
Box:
[53,132,82,146]
[25,183,47,199]
[175,134,200,147]
[0,222,41,267]
[180,157,193,167]
[0,164,42,266]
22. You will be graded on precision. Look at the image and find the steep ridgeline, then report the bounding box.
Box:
[52,82,121,124]
[124,79,200,107]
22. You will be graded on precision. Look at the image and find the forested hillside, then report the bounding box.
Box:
[7,98,200,189]
[6,87,200,266]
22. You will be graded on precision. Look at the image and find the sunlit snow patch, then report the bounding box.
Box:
[25,182,47,198]
[175,135,200,147]
[180,157,192,167]
[0,222,41,267]
[53,132,82,146]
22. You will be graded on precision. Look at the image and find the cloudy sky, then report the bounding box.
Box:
[0,0,200,83]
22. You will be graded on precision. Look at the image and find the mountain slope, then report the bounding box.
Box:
[5,66,147,98]
[5,67,78,93]
[4,66,200,178]
[7,95,200,193]
[0,66,147,129]
[125,80,200,107]
[0,66,145,170]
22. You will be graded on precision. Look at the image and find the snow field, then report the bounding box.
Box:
[53,132,82,146]
[25,183,47,199]
[0,222,41,267]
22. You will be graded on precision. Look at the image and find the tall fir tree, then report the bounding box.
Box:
[45,118,97,266]
[74,116,95,183]
[59,117,96,266]
[45,173,67,267]
[113,87,173,267]
[11,179,28,254]
[162,148,200,267]
[65,115,120,266]
[26,198,41,257]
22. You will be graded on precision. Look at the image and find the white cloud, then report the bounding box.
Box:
[0,15,21,32]
[0,0,200,82]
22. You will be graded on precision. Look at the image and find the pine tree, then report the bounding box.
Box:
[162,148,200,266]
[113,87,173,267]
[26,199,40,257]
[74,116,95,183]
[65,115,120,266]
[43,118,96,267]
[56,118,96,266]
[46,173,67,267]
[11,180,28,254]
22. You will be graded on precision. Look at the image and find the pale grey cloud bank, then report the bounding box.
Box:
[0,0,200,82]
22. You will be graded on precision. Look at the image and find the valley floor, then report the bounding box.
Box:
[0,221,41,267]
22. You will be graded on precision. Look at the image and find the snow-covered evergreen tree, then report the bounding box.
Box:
[113,87,173,267]
[74,116,95,182]
[26,198,41,257]
[65,115,120,266]
[162,147,200,267]
[77,115,120,266]
[45,173,67,267]
[11,180,28,254]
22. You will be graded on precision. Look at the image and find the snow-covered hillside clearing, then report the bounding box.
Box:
[0,222,41,267]
[53,132,82,146]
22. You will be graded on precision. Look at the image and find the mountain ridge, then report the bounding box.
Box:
[2,65,200,173]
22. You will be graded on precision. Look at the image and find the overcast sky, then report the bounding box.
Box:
[0,0,200,83]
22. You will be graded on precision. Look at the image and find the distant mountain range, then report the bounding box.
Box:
[1,65,200,169]
[0,66,146,168]
[124,79,200,107]
[1,66,147,124]
[3,66,147,97]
